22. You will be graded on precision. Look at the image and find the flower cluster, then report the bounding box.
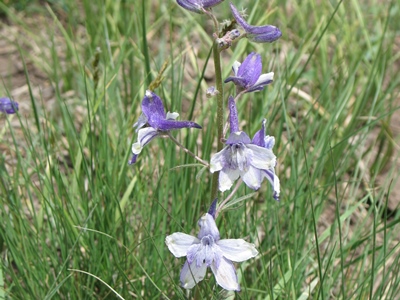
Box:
[130,0,282,293]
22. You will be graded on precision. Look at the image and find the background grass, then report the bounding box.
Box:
[1,0,400,299]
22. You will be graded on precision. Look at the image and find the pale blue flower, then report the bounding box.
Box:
[129,90,201,164]
[225,52,274,93]
[210,97,278,195]
[0,97,19,114]
[230,2,282,43]
[166,212,258,291]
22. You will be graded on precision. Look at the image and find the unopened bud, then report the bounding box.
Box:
[206,86,219,98]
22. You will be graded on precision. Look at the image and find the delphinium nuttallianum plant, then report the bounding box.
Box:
[129,0,281,293]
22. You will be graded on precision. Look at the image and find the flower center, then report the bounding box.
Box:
[186,234,223,268]
[201,235,214,246]
[227,143,250,171]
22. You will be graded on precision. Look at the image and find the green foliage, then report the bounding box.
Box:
[1,0,400,298]
[0,0,30,11]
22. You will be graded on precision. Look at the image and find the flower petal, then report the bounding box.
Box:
[251,119,266,147]
[157,119,201,131]
[230,3,282,43]
[0,97,19,114]
[197,213,220,241]
[128,154,138,165]
[230,2,252,32]
[232,61,241,76]
[264,135,275,150]
[131,142,142,155]
[177,0,224,14]
[246,144,276,170]
[210,257,240,291]
[228,96,239,133]
[241,165,263,190]
[132,127,158,154]
[180,260,207,289]
[247,26,282,43]
[217,239,259,262]
[133,113,148,130]
[210,148,227,173]
[252,121,276,149]
[253,72,274,87]
[224,76,249,88]
[141,90,166,128]
[247,72,274,93]
[218,168,240,192]
[226,131,251,145]
[237,52,262,87]
[166,111,179,120]
[201,0,225,8]
[166,232,200,257]
[263,169,280,201]
[176,0,203,13]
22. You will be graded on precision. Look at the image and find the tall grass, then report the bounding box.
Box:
[0,0,399,298]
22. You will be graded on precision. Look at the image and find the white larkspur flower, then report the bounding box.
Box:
[210,96,279,199]
[166,212,258,291]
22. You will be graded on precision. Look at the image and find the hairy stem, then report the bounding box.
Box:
[215,179,242,218]
[210,42,224,202]
[167,132,209,167]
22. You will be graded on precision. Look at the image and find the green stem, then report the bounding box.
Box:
[210,42,224,202]
[166,132,209,167]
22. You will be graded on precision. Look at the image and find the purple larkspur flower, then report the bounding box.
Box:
[224,52,274,93]
[177,0,225,14]
[251,119,280,200]
[230,3,282,43]
[210,96,278,196]
[166,212,258,291]
[129,90,201,164]
[0,97,19,114]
